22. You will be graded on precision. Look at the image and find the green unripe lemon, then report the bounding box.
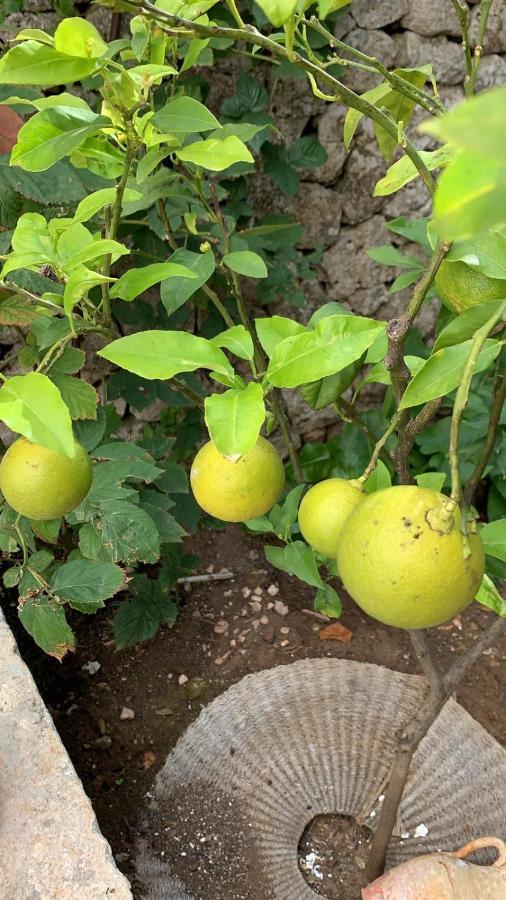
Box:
[337,485,485,629]
[435,259,506,314]
[190,436,285,523]
[298,478,364,558]
[0,437,92,521]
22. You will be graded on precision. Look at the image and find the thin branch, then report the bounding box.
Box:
[133,0,437,197]
[449,300,506,508]
[101,140,137,327]
[358,411,402,484]
[303,16,443,115]
[170,377,205,410]
[366,614,505,881]
[469,0,494,93]
[464,363,505,506]
[451,0,473,94]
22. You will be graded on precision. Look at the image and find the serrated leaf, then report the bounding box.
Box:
[265,540,324,588]
[315,583,342,618]
[205,382,265,456]
[19,594,75,659]
[113,573,177,649]
[31,517,61,543]
[138,490,186,543]
[98,500,160,564]
[51,375,98,420]
[98,330,234,381]
[50,559,124,611]
[0,371,74,456]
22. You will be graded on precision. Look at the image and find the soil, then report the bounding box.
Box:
[3,524,506,900]
[298,816,372,899]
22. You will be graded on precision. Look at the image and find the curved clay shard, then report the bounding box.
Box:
[136,659,506,899]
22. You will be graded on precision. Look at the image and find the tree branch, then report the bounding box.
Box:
[469,0,495,93]
[464,362,505,506]
[451,0,473,94]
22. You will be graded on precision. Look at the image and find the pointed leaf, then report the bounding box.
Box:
[110,261,196,301]
[152,96,220,133]
[205,382,265,455]
[50,559,125,611]
[0,372,74,456]
[98,330,234,380]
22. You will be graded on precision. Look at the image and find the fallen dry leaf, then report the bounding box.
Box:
[319,622,353,643]
[142,750,157,770]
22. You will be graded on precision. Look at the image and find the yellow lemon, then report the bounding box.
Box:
[190,436,284,522]
[337,485,485,629]
[0,438,92,521]
[435,259,506,314]
[298,478,364,558]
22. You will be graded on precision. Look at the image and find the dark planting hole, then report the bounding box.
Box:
[297,815,373,899]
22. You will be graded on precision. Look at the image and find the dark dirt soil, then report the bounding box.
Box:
[3,525,506,899]
[298,816,372,899]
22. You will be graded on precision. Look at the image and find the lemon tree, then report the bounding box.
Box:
[0,0,505,884]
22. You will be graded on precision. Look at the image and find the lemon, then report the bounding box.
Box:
[298,478,364,558]
[190,436,284,522]
[337,485,485,629]
[435,259,506,314]
[0,438,92,521]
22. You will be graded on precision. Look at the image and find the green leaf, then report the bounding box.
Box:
[363,459,392,493]
[222,250,268,278]
[265,541,323,588]
[136,147,170,184]
[288,136,327,169]
[152,95,221,133]
[205,382,265,456]
[446,231,506,280]
[175,135,254,171]
[51,375,98,420]
[415,471,447,492]
[98,500,160,564]
[475,573,506,617]
[98,330,234,381]
[431,148,506,241]
[31,517,62,543]
[268,484,305,541]
[0,372,74,456]
[0,42,100,87]
[53,17,108,59]
[434,300,506,352]
[212,324,254,361]
[421,86,506,162]
[367,244,424,269]
[73,186,141,224]
[19,595,75,659]
[480,519,506,563]
[138,490,186,544]
[110,261,196,301]
[11,106,110,172]
[160,249,215,316]
[399,339,502,408]
[253,0,297,26]
[265,314,385,388]
[344,82,391,150]
[315,583,342,618]
[373,67,430,162]
[113,573,177,649]
[50,559,124,612]
[14,29,55,46]
[255,315,306,357]
[374,144,454,197]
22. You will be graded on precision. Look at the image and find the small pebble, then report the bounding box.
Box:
[280,626,290,635]
[414,823,429,838]
[267,584,279,596]
[94,735,112,749]
[155,707,173,717]
[178,674,189,686]
[249,600,262,614]
[230,639,237,648]
[82,661,101,676]
[241,587,251,598]
[205,564,214,573]
[223,589,233,597]
[280,640,289,647]
[260,615,269,625]
[98,718,107,735]
[273,600,289,617]
[120,707,135,721]
[266,602,273,610]
[253,586,263,595]
[214,620,229,634]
